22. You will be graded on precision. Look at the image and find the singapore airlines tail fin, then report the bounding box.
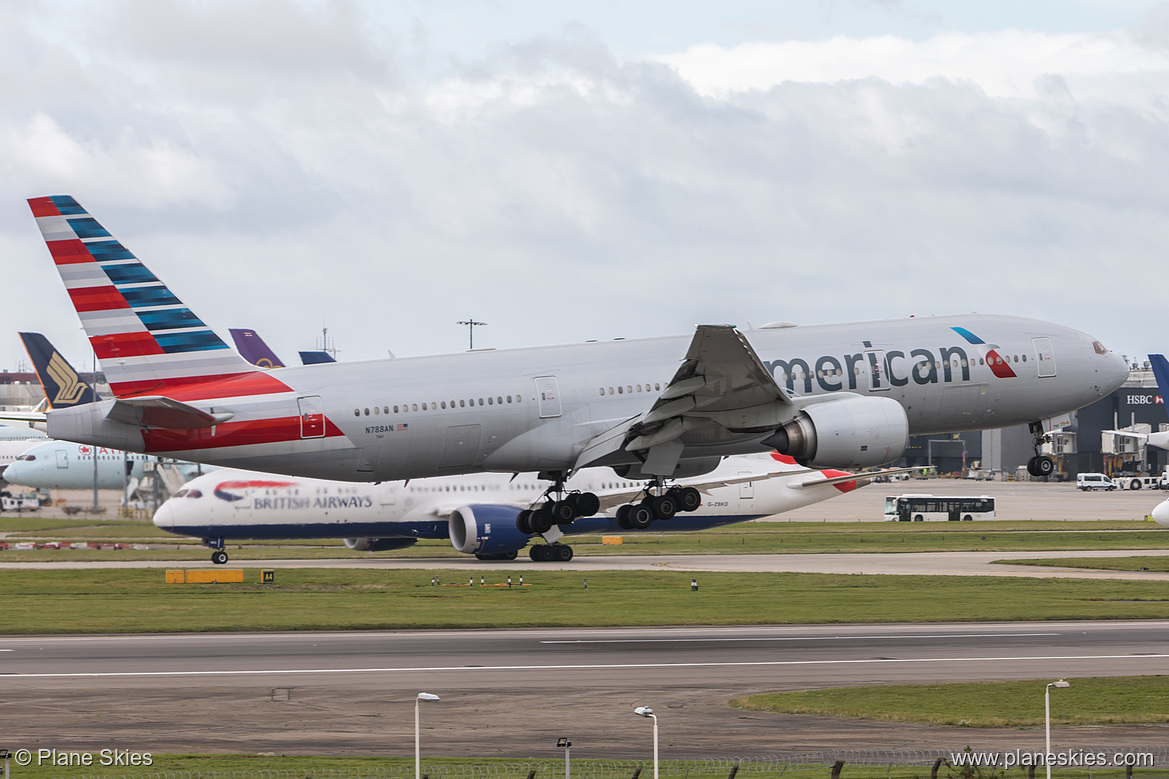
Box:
[229,328,287,369]
[28,196,265,399]
[18,332,100,409]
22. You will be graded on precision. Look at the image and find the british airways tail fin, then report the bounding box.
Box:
[229,328,287,369]
[28,196,263,398]
[298,350,336,364]
[18,332,100,408]
[1151,354,1169,412]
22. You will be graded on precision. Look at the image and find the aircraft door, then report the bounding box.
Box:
[297,396,325,438]
[739,472,754,500]
[55,449,68,469]
[866,350,890,391]
[1032,338,1057,378]
[534,376,562,418]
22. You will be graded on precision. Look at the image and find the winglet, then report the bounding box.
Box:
[19,332,100,408]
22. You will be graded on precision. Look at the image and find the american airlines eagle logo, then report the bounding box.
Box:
[213,479,296,502]
[950,326,1018,379]
[46,352,87,405]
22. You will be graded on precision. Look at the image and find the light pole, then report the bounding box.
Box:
[1044,680,1069,779]
[634,706,658,779]
[557,737,572,779]
[415,692,440,779]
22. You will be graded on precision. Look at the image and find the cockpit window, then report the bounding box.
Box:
[184,489,203,499]
[173,489,188,498]
[1092,341,1108,355]
[16,455,32,461]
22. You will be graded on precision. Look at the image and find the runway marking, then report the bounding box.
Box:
[6,653,1166,678]
[541,633,1060,644]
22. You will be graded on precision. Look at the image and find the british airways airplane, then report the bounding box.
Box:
[153,453,907,563]
[29,196,1128,533]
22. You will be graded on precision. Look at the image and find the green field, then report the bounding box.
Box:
[1003,556,1169,572]
[734,675,1169,727]
[7,568,1169,633]
[2,518,1168,562]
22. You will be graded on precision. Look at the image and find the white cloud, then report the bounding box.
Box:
[653,30,1169,100]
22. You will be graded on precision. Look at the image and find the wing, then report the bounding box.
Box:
[575,325,792,475]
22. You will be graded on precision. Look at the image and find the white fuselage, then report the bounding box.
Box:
[2,440,206,492]
[153,453,861,542]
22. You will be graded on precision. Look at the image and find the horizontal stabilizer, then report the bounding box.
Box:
[106,396,234,430]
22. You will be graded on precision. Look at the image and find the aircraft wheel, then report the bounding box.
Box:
[629,503,654,530]
[503,549,518,560]
[530,508,554,534]
[675,487,701,512]
[516,509,533,534]
[575,492,600,517]
[616,504,633,530]
[1028,455,1055,477]
[211,550,228,565]
[554,544,574,562]
[651,494,677,520]
[552,500,577,523]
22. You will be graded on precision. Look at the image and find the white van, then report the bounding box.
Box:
[1076,473,1116,491]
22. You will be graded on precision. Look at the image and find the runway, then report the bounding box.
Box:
[4,622,1168,757]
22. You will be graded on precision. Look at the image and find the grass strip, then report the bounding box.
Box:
[1001,557,1169,573]
[732,675,1169,727]
[8,569,1169,633]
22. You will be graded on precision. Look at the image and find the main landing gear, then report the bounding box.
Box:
[615,483,702,530]
[206,537,229,565]
[1026,421,1056,478]
[516,472,601,563]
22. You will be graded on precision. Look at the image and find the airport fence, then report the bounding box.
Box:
[38,748,1169,779]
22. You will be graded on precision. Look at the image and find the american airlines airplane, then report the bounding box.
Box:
[153,453,907,563]
[29,196,1128,535]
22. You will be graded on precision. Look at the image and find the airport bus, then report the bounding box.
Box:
[883,494,996,522]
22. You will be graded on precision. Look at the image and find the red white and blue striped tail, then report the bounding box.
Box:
[29,196,263,398]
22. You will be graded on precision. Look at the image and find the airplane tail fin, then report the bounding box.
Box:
[18,332,100,408]
[298,350,337,365]
[229,328,287,369]
[28,196,263,398]
[1150,354,1169,408]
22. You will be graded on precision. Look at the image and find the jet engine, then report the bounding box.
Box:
[762,395,908,469]
[449,504,532,557]
[343,537,419,552]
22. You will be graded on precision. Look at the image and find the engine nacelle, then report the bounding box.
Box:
[449,504,532,556]
[613,457,721,481]
[343,537,419,552]
[762,395,908,469]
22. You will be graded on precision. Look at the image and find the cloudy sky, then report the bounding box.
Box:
[2,0,1167,374]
